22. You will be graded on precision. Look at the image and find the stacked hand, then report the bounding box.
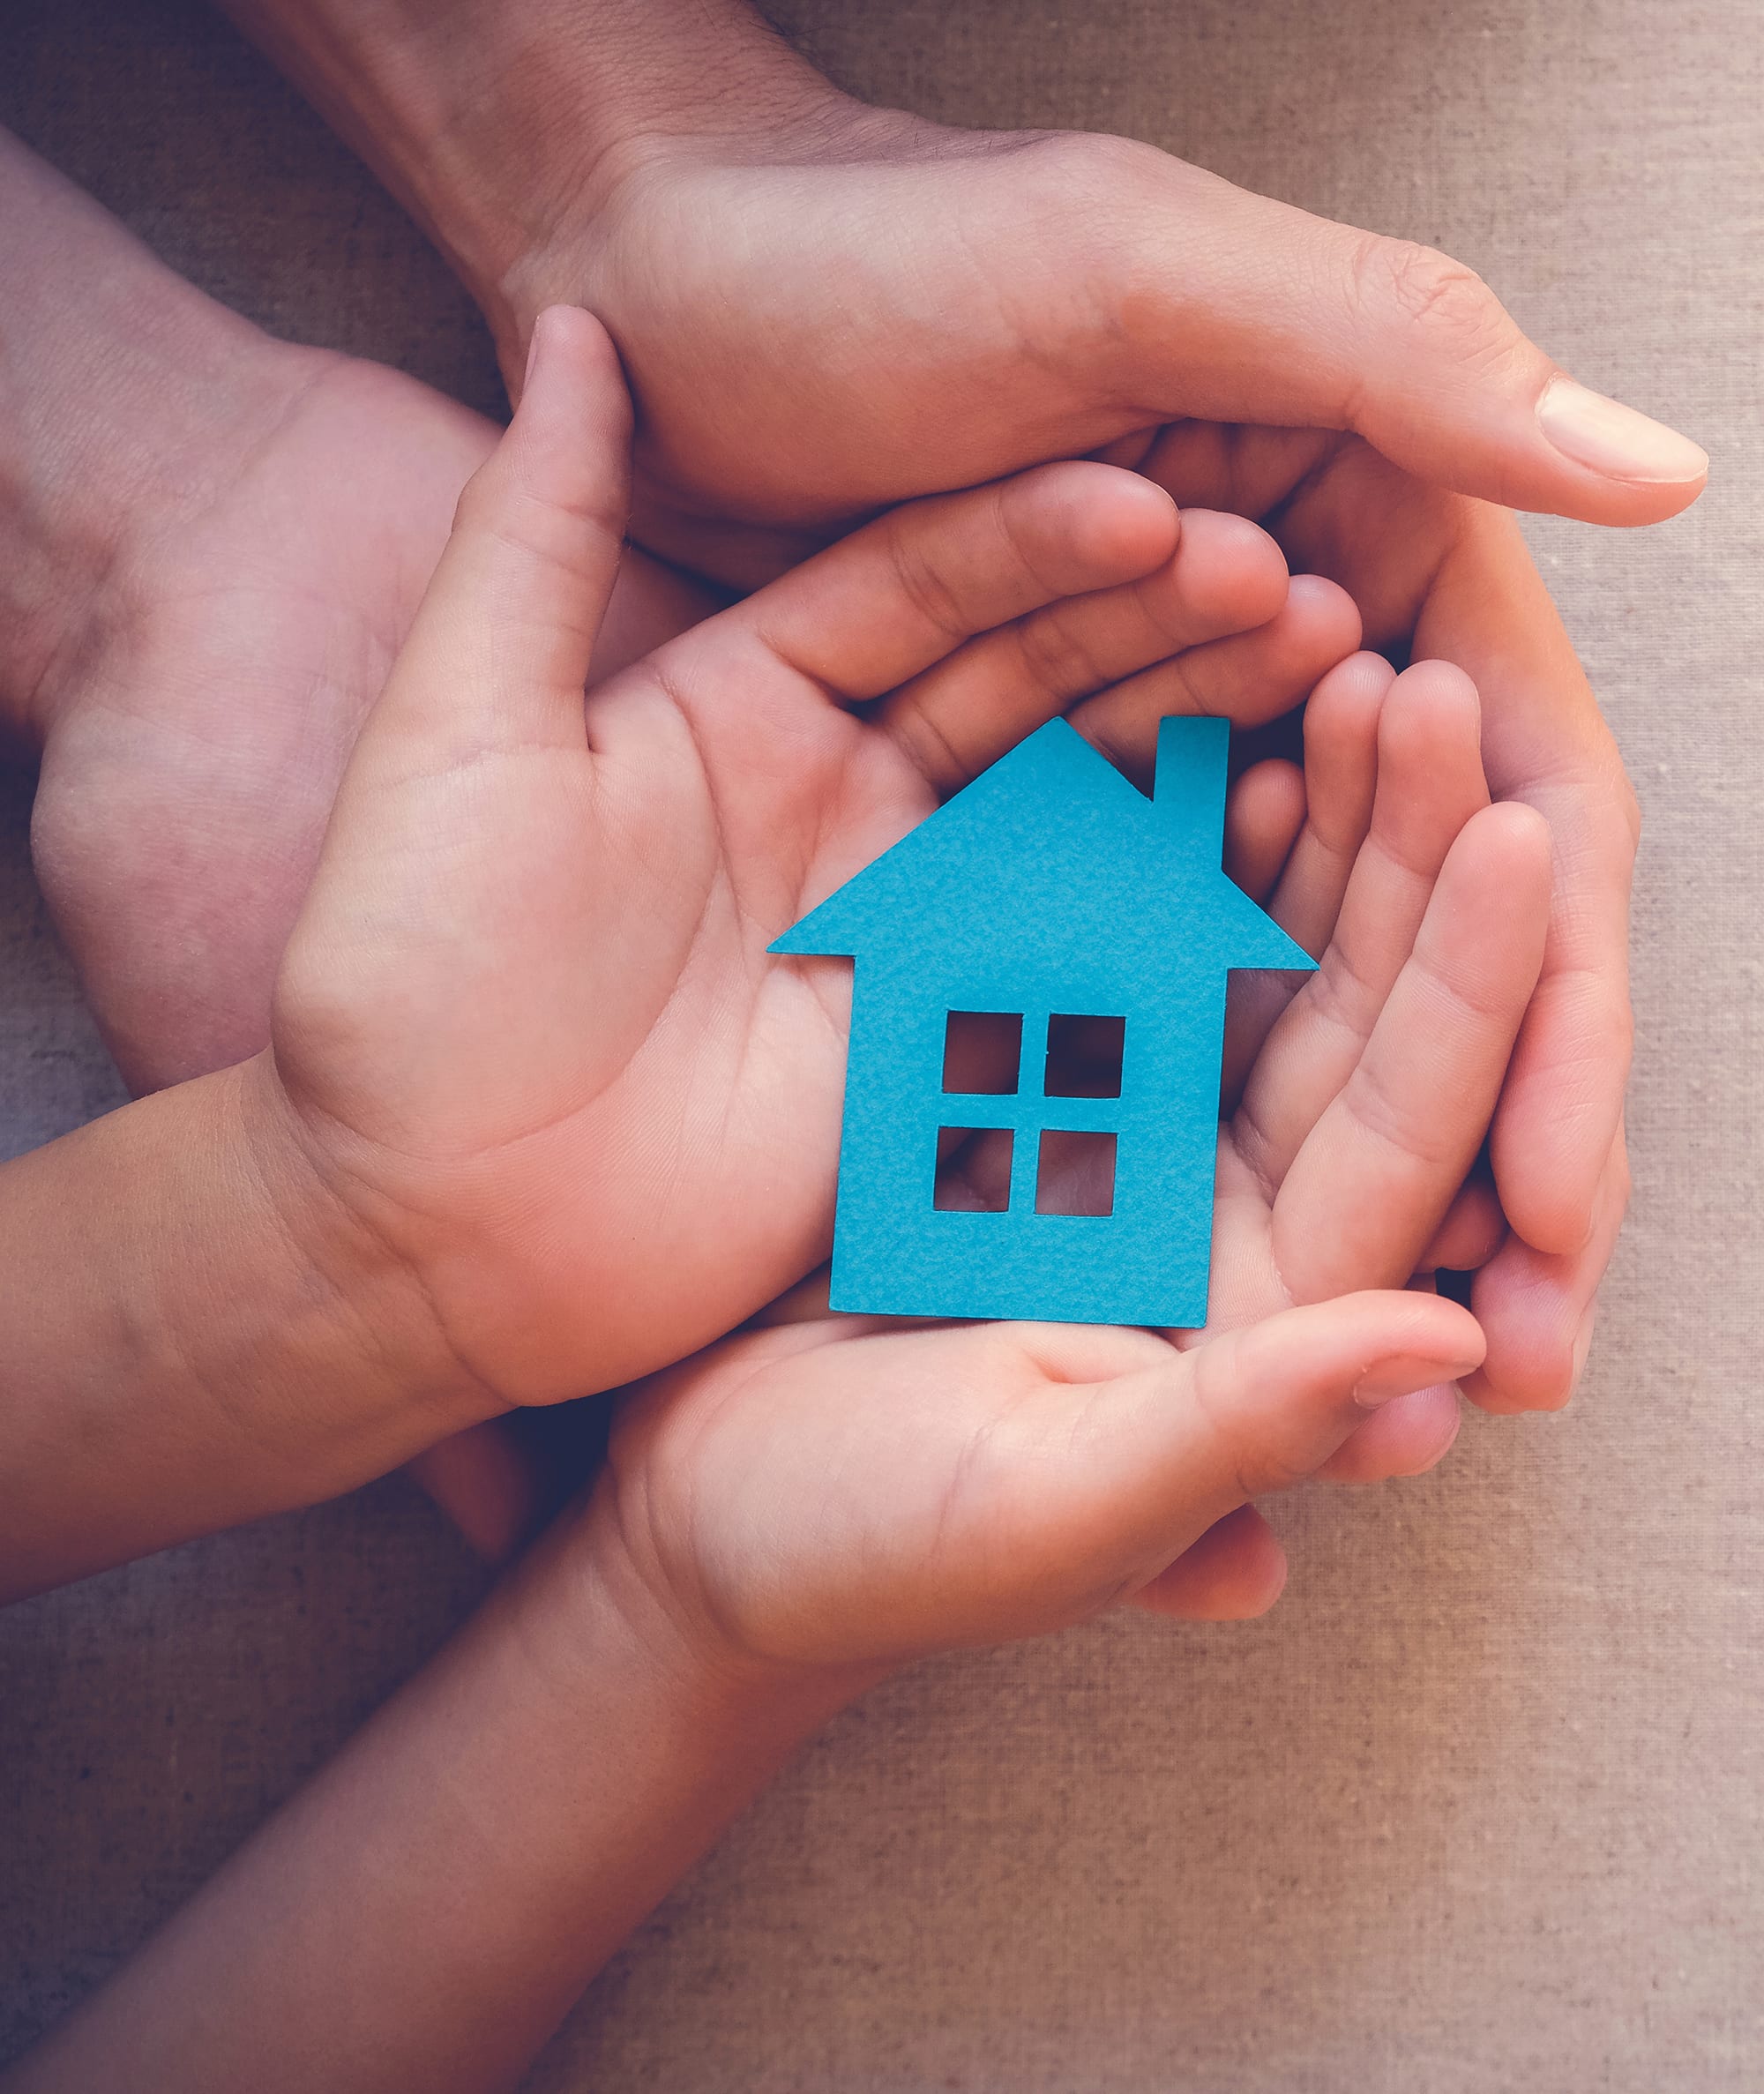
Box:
[4,138,1475,1588]
[0,20,1704,2084]
[203,0,1701,1410]
[489,108,1678,1417]
[269,310,1364,1406]
[265,310,1545,1638]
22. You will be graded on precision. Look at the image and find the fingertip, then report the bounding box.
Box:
[516,303,632,447]
[1485,795,1554,857]
[1048,462,1181,581]
[1135,1505,1289,1620]
[522,303,622,389]
[1384,655,1482,737]
[1222,1290,1484,1437]
[1462,1253,1583,1413]
[1388,1385,1465,1473]
[422,301,631,736]
[1489,1003,1629,1260]
[1317,1382,1463,1482]
[463,305,632,548]
[1535,378,1709,520]
[404,1424,542,1567]
[1232,1537,1289,1619]
[1224,757,1306,901]
[1460,799,1556,915]
[1282,572,1364,661]
[1491,1150,1601,1260]
[1459,1357,1574,1415]
[1417,1175,1507,1273]
[1158,569,1364,733]
[1306,647,1395,728]
[1164,508,1290,630]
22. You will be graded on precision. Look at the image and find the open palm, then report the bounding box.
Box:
[589,649,1549,1666]
[273,309,1362,1404]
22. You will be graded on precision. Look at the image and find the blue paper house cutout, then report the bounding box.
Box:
[770,716,1314,1327]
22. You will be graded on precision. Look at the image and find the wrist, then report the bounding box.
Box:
[233,1052,506,1443]
[0,1057,505,1598]
[220,0,875,380]
[557,1464,887,1731]
[484,38,878,362]
[0,133,292,752]
[496,83,929,384]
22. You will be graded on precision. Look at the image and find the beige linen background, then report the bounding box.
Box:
[1,1,1759,2086]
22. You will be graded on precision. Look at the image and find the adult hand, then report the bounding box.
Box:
[1120,426,1635,1411]
[223,2,1703,573]
[0,132,714,1097]
[505,121,1707,584]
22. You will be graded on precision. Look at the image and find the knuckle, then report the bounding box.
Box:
[886,525,974,646]
[1029,129,1172,207]
[885,693,969,797]
[1305,938,1379,1043]
[451,467,497,537]
[452,451,623,557]
[1354,236,1517,363]
[1343,1051,1451,1174]
[1013,602,1110,700]
[1413,938,1521,1034]
[1188,1346,1274,1501]
[992,473,1080,600]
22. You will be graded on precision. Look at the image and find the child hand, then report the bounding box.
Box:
[264,307,1359,1409]
[568,647,1549,1668]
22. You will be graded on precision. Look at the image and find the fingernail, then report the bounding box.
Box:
[1536,378,1708,484]
[1566,1307,1596,1398]
[1353,1354,1483,1409]
[523,310,552,393]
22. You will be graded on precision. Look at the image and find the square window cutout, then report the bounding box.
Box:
[1035,1129,1117,1217]
[942,1011,1023,1095]
[1043,1013,1125,1098]
[934,1127,1014,1211]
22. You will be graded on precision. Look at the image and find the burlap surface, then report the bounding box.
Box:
[1,1,1758,2085]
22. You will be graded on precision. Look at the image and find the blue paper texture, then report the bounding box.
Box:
[770,717,1314,1327]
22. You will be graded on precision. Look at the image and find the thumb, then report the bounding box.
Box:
[1097,146,1706,524]
[351,304,632,777]
[1041,1290,1484,1574]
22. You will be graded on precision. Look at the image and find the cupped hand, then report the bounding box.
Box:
[580,651,1551,1668]
[505,108,1705,583]
[411,652,1485,1584]
[497,103,1692,1411]
[592,1296,1486,1670]
[1121,423,1636,1410]
[268,307,1362,1408]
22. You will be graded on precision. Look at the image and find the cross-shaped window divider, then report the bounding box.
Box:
[937,1011,1125,1217]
